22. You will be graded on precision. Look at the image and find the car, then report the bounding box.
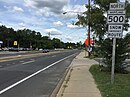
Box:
[42,49,49,53]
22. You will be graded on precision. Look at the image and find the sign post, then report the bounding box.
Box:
[107,2,125,84]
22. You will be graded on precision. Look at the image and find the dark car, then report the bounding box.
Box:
[42,49,49,53]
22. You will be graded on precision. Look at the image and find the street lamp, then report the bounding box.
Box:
[63,11,85,15]
[63,0,91,57]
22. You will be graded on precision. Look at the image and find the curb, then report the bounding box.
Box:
[50,57,76,97]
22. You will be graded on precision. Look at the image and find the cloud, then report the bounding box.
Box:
[67,24,83,29]
[53,21,63,26]
[19,22,26,27]
[0,22,3,26]
[65,36,72,41]
[4,5,24,13]
[62,4,87,19]
[44,28,62,35]
[13,6,24,13]
[24,0,68,16]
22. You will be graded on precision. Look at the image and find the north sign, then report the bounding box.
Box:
[110,3,125,10]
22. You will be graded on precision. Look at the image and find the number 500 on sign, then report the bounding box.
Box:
[107,15,125,24]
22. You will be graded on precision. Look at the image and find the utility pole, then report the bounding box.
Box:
[88,0,91,57]
[48,32,51,39]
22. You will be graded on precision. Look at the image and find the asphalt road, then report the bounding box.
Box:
[0,50,80,97]
[0,51,44,57]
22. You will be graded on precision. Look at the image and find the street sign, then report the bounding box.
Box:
[108,10,126,15]
[108,2,126,84]
[107,14,125,24]
[110,3,125,10]
[14,41,17,46]
[107,32,123,38]
[84,38,92,46]
[108,25,123,33]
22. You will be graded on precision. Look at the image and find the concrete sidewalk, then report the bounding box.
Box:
[56,51,102,97]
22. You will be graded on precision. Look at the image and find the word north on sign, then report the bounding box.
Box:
[110,3,125,10]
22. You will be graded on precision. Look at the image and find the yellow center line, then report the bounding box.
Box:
[0,51,62,62]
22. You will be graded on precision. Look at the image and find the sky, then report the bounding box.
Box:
[0,0,129,43]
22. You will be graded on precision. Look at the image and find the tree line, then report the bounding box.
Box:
[0,25,81,50]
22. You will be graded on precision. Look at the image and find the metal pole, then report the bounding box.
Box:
[111,38,116,84]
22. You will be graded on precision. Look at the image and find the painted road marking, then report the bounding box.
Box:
[22,61,35,65]
[52,55,56,57]
[0,53,76,95]
[6,64,11,66]
[20,61,24,63]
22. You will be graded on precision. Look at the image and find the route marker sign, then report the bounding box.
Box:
[108,10,126,14]
[107,15,125,24]
[108,25,123,38]
[110,3,125,10]
[107,2,126,84]
[107,3,125,38]
[107,10,126,24]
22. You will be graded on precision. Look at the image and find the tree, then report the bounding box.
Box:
[76,0,130,39]
[75,0,130,73]
[100,34,130,73]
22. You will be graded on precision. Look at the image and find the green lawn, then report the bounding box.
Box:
[89,65,130,97]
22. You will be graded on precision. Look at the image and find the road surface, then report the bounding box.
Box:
[0,50,80,97]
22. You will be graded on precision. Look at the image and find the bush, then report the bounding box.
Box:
[98,34,130,73]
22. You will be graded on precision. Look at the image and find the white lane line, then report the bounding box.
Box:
[20,61,24,63]
[52,55,56,57]
[0,53,76,95]
[6,64,10,66]
[17,55,22,56]
[22,61,35,65]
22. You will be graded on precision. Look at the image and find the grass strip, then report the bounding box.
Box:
[89,65,130,97]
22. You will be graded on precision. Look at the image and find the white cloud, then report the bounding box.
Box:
[62,4,87,19]
[65,36,72,41]
[19,22,26,27]
[13,6,24,13]
[53,21,63,26]
[0,23,2,26]
[67,24,78,29]
[44,28,62,35]
[67,24,83,29]
[24,0,68,16]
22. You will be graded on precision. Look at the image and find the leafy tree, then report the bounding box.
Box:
[75,0,130,73]
[100,34,130,73]
[0,25,79,50]
[52,38,63,48]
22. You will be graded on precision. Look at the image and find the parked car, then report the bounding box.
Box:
[42,49,49,53]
